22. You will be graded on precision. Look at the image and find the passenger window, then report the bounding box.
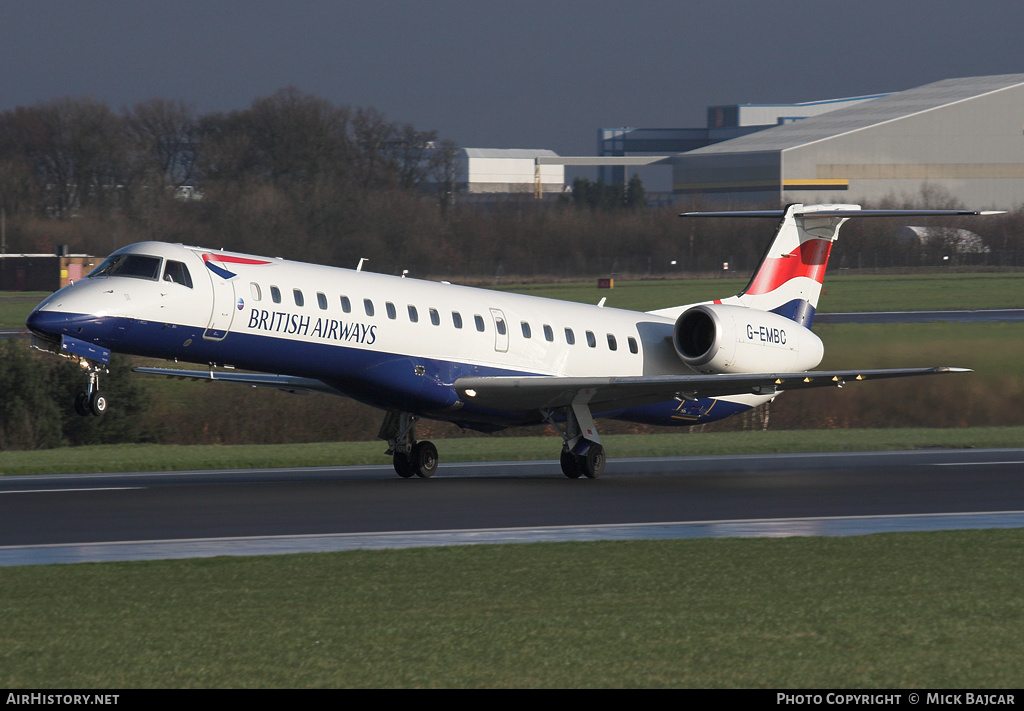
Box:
[293,289,304,307]
[340,296,351,313]
[408,305,419,322]
[317,292,328,310]
[521,322,531,338]
[565,328,575,345]
[452,312,463,329]
[495,317,506,335]
[364,299,374,317]
[475,315,485,332]
[250,282,262,301]
[386,302,397,319]
[429,308,440,326]
[586,331,596,348]
[628,337,639,354]
[543,324,553,342]
[607,334,617,351]
[271,286,281,304]
[163,260,193,288]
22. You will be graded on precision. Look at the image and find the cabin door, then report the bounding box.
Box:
[199,256,237,341]
[490,308,509,353]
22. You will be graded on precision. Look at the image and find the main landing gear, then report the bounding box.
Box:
[546,394,606,479]
[379,399,608,480]
[73,361,108,417]
[559,442,606,479]
[379,411,438,478]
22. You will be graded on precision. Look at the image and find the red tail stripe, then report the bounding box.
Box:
[202,254,272,265]
[745,239,832,295]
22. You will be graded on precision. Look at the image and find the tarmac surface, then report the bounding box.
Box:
[3,448,1023,566]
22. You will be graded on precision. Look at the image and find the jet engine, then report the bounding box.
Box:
[673,304,823,374]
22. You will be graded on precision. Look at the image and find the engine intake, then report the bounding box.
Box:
[673,304,823,374]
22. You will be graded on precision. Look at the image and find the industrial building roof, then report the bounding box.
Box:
[687,74,1024,155]
[462,148,559,159]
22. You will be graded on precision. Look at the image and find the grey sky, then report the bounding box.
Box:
[1,0,1022,159]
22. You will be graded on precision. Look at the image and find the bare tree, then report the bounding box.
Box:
[122,98,199,199]
[244,86,351,186]
[428,138,460,215]
[386,123,438,190]
[351,106,397,192]
[1,98,123,217]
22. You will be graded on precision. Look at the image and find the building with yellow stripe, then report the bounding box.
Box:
[670,74,1024,208]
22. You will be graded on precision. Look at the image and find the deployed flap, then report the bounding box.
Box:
[454,367,969,412]
[133,367,341,396]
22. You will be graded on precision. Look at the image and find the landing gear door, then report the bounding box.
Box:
[200,255,236,341]
[490,308,509,353]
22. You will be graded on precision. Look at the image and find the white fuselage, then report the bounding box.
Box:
[29,241,770,427]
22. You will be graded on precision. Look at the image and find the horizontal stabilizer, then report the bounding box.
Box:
[681,208,1005,218]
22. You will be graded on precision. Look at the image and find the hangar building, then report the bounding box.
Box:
[671,74,1024,208]
[457,148,564,194]
[597,93,884,184]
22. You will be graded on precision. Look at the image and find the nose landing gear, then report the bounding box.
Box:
[30,334,112,418]
[74,361,108,417]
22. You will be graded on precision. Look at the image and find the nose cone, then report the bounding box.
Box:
[27,305,127,343]
[26,307,80,340]
[27,287,132,346]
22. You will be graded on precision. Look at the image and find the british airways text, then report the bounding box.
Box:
[247,309,377,344]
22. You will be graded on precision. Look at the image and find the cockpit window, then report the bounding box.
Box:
[89,254,162,281]
[162,260,193,288]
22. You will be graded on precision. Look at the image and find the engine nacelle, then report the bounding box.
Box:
[673,304,824,374]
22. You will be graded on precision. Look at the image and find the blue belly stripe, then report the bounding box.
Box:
[38,312,751,430]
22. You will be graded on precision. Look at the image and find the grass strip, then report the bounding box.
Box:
[2,531,1022,688]
[3,426,1022,476]
[501,272,1024,312]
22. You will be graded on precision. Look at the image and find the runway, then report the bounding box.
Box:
[2,448,1023,566]
[4,306,1022,566]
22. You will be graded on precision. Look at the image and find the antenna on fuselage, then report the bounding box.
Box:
[356,258,368,272]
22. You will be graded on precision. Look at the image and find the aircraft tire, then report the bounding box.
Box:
[74,391,90,417]
[560,450,582,479]
[89,391,108,417]
[393,452,416,478]
[581,444,605,479]
[412,441,438,478]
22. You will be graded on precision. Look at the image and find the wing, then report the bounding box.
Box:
[134,365,969,411]
[133,367,342,396]
[454,367,969,411]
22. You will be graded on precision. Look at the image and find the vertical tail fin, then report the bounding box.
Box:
[722,203,854,327]
[678,204,1002,328]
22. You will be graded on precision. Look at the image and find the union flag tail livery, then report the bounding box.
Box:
[667,204,1003,327]
[720,203,848,328]
[26,203,1001,479]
